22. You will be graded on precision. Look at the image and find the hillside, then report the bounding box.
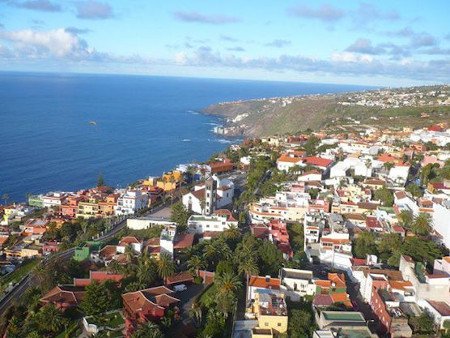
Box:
[203,85,450,137]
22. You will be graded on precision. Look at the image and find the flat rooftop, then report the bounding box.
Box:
[322,312,365,322]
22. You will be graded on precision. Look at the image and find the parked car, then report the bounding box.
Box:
[173,284,187,292]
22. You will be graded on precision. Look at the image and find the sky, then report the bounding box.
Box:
[0,0,449,86]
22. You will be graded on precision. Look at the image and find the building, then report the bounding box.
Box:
[122,286,180,335]
[156,171,183,191]
[42,192,67,208]
[187,209,238,235]
[418,300,450,329]
[40,285,85,310]
[114,190,148,215]
[279,268,316,301]
[251,220,293,259]
[182,175,234,215]
[127,216,177,230]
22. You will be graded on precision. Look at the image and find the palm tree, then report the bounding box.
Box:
[215,272,242,297]
[157,253,175,283]
[132,321,163,338]
[412,213,432,236]
[187,255,205,275]
[189,301,203,327]
[124,245,136,263]
[238,257,259,301]
[383,162,395,172]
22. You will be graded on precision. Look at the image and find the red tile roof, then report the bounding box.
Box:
[248,276,281,289]
[303,156,333,168]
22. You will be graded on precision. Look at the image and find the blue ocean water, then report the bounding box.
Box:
[0,72,372,202]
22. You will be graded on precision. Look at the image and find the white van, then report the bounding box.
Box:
[173,284,187,292]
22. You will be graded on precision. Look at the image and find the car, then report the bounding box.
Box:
[173,284,187,292]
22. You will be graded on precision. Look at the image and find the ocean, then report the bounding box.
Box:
[0,72,372,202]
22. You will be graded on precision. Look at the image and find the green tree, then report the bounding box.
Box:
[377,233,402,265]
[257,240,284,276]
[187,255,205,275]
[374,187,394,207]
[405,183,423,197]
[157,253,175,282]
[214,272,242,316]
[31,304,68,336]
[411,213,432,236]
[288,309,313,337]
[81,280,120,316]
[97,173,105,187]
[401,237,446,265]
[132,321,163,338]
[398,210,413,229]
[170,202,191,230]
[409,312,435,334]
[353,231,377,258]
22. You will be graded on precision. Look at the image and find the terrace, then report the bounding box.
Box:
[258,292,287,317]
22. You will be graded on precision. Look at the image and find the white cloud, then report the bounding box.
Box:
[331,51,373,63]
[0,28,90,58]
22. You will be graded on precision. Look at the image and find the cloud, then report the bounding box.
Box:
[220,35,238,42]
[288,4,345,22]
[265,39,291,48]
[353,2,399,25]
[174,46,450,82]
[386,27,415,38]
[173,11,240,25]
[227,46,245,52]
[445,34,450,41]
[0,28,91,58]
[345,38,385,55]
[6,0,61,12]
[65,27,91,35]
[75,0,113,20]
[410,32,437,48]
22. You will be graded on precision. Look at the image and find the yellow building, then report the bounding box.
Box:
[76,199,100,219]
[156,171,183,191]
[249,291,288,336]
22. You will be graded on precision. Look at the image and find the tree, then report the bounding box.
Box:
[374,187,394,207]
[214,272,242,315]
[377,233,402,266]
[97,173,105,187]
[81,280,120,316]
[157,253,175,282]
[383,162,395,172]
[31,304,68,336]
[257,240,284,276]
[353,231,377,258]
[401,237,446,265]
[187,255,205,275]
[289,309,313,337]
[216,260,234,277]
[405,183,423,197]
[409,312,435,334]
[170,202,190,230]
[132,321,163,338]
[398,210,413,228]
[411,213,432,236]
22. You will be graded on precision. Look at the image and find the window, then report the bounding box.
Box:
[265,323,269,327]
[277,323,281,327]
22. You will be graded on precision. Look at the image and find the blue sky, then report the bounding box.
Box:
[0,0,449,85]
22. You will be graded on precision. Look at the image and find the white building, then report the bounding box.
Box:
[329,158,373,179]
[187,210,238,235]
[114,190,148,215]
[42,192,67,208]
[418,300,450,329]
[182,175,234,215]
[279,268,316,301]
[127,216,177,230]
[432,200,450,249]
[388,165,410,185]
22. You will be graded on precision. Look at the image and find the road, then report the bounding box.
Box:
[0,216,128,316]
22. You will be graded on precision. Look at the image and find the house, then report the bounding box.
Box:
[73,270,123,287]
[251,220,293,259]
[76,198,100,219]
[187,209,238,236]
[434,256,450,275]
[40,285,85,310]
[159,224,194,258]
[298,170,322,182]
[42,241,59,255]
[418,300,450,329]
[122,286,180,333]
[313,273,351,309]
[114,190,148,215]
[302,156,334,172]
[22,218,48,236]
[61,196,83,218]
[209,158,234,174]
[279,268,316,301]
[246,285,288,335]
[316,311,373,336]
[277,152,304,172]
[247,275,281,302]
[371,287,412,337]
[182,175,234,215]
[156,171,183,191]
[127,216,177,230]
[330,158,372,179]
[42,192,67,208]
[399,255,450,303]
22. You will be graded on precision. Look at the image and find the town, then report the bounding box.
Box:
[1,120,450,338]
